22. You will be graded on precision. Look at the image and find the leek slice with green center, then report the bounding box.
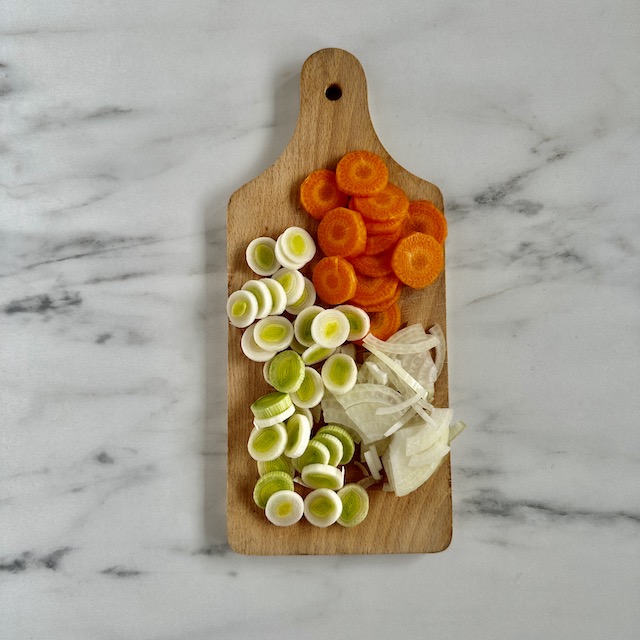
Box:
[310,309,350,349]
[285,277,317,315]
[284,412,311,458]
[226,290,258,328]
[260,277,287,316]
[301,463,344,490]
[257,455,295,477]
[304,488,342,528]
[290,367,324,409]
[321,353,357,395]
[253,316,294,352]
[250,391,292,420]
[241,323,276,362]
[301,343,336,366]
[247,423,287,462]
[311,433,343,467]
[335,304,371,341]
[253,470,294,508]
[265,490,304,527]
[272,268,305,305]
[246,237,280,276]
[277,226,316,268]
[295,439,330,469]
[337,483,369,527]
[316,424,356,465]
[294,305,323,347]
[241,279,272,319]
[268,350,305,393]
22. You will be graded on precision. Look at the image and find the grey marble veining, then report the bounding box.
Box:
[2,1,640,639]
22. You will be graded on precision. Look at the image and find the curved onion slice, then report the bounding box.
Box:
[290,366,324,409]
[265,490,304,526]
[247,423,287,462]
[246,237,280,276]
[429,324,446,379]
[253,316,294,352]
[334,304,370,341]
[304,488,342,528]
[285,277,317,315]
[277,226,316,268]
[294,305,324,347]
[252,470,294,508]
[241,279,272,319]
[226,290,258,328]
[321,353,358,395]
[363,332,439,355]
[272,268,305,305]
[310,309,350,349]
[241,323,276,362]
[260,277,287,316]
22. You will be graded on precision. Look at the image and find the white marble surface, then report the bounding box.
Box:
[2,1,639,638]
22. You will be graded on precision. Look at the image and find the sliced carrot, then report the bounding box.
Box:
[312,256,358,305]
[355,285,401,313]
[335,150,388,197]
[364,214,407,236]
[317,207,367,258]
[391,232,444,289]
[299,169,349,220]
[363,228,402,256]
[368,302,402,340]
[350,249,393,278]
[349,273,400,309]
[350,183,410,222]
[407,200,448,244]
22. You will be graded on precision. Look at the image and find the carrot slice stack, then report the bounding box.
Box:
[312,256,358,305]
[350,183,409,223]
[407,200,448,245]
[299,169,349,220]
[368,302,402,340]
[363,228,402,256]
[317,207,367,258]
[391,232,444,289]
[335,150,388,196]
[350,250,393,278]
[349,273,400,311]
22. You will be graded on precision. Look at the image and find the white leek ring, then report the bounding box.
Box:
[265,490,304,527]
[253,316,294,352]
[241,279,272,319]
[304,488,342,528]
[246,237,280,276]
[310,309,350,349]
[260,277,287,316]
[226,290,258,328]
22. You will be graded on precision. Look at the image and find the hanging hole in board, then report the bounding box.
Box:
[325,83,342,101]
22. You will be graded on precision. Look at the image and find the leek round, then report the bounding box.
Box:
[253,316,294,352]
[276,226,316,268]
[245,237,280,276]
[290,366,324,409]
[272,268,305,305]
[304,488,342,528]
[310,309,350,349]
[268,350,305,393]
[301,343,336,366]
[247,423,287,462]
[294,306,323,347]
[295,439,331,469]
[241,279,272,319]
[252,405,295,429]
[260,277,287,316]
[321,353,358,395]
[253,470,294,508]
[337,483,369,527]
[250,391,292,420]
[301,463,344,490]
[241,323,276,362]
[265,490,304,527]
[335,304,370,341]
[257,455,295,477]
[311,433,344,467]
[316,424,356,464]
[285,277,317,315]
[284,412,311,458]
[226,290,258,329]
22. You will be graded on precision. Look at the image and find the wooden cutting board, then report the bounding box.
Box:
[227,48,451,555]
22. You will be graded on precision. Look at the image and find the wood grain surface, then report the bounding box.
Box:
[227,48,451,555]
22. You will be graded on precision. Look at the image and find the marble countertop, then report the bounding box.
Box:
[2,1,639,638]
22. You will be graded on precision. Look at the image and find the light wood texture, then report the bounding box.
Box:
[227,48,451,555]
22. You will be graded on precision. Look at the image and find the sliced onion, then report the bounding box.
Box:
[363,332,439,355]
[429,324,446,379]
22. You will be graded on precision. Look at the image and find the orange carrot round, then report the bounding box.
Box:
[364,215,407,236]
[354,285,402,312]
[350,183,409,222]
[368,302,402,340]
[317,207,367,258]
[312,256,358,305]
[349,273,400,309]
[350,250,393,278]
[299,169,349,220]
[335,150,388,196]
[391,232,444,289]
[363,228,402,256]
[407,200,448,244]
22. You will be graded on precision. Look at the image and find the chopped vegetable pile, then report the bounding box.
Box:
[227,150,466,529]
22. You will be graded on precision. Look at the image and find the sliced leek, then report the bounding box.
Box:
[301,463,344,490]
[290,366,324,409]
[268,350,305,393]
[253,470,294,508]
[265,490,304,527]
[289,336,307,355]
[337,483,369,527]
[301,343,336,366]
[295,439,331,469]
[285,277,317,315]
[246,237,280,276]
[272,268,305,305]
[304,488,342,528]
[284,412,311,458]
[316,424,356,465]
[335,304,371,341]
[241,279,272,319]
[321,353,358,395]
[251,391,292,420]
[260,277,287,316]
[241,323,276,362]
[247,423,287,462]
[252,405,295,429]
[226,290,258,329]
[293,406,314,426]
[257,455,294,477]
[311,433,344,467]
[311,309,350,349]
[253,316,294,352]
[277,226,316,268]
[294,305,324,347]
